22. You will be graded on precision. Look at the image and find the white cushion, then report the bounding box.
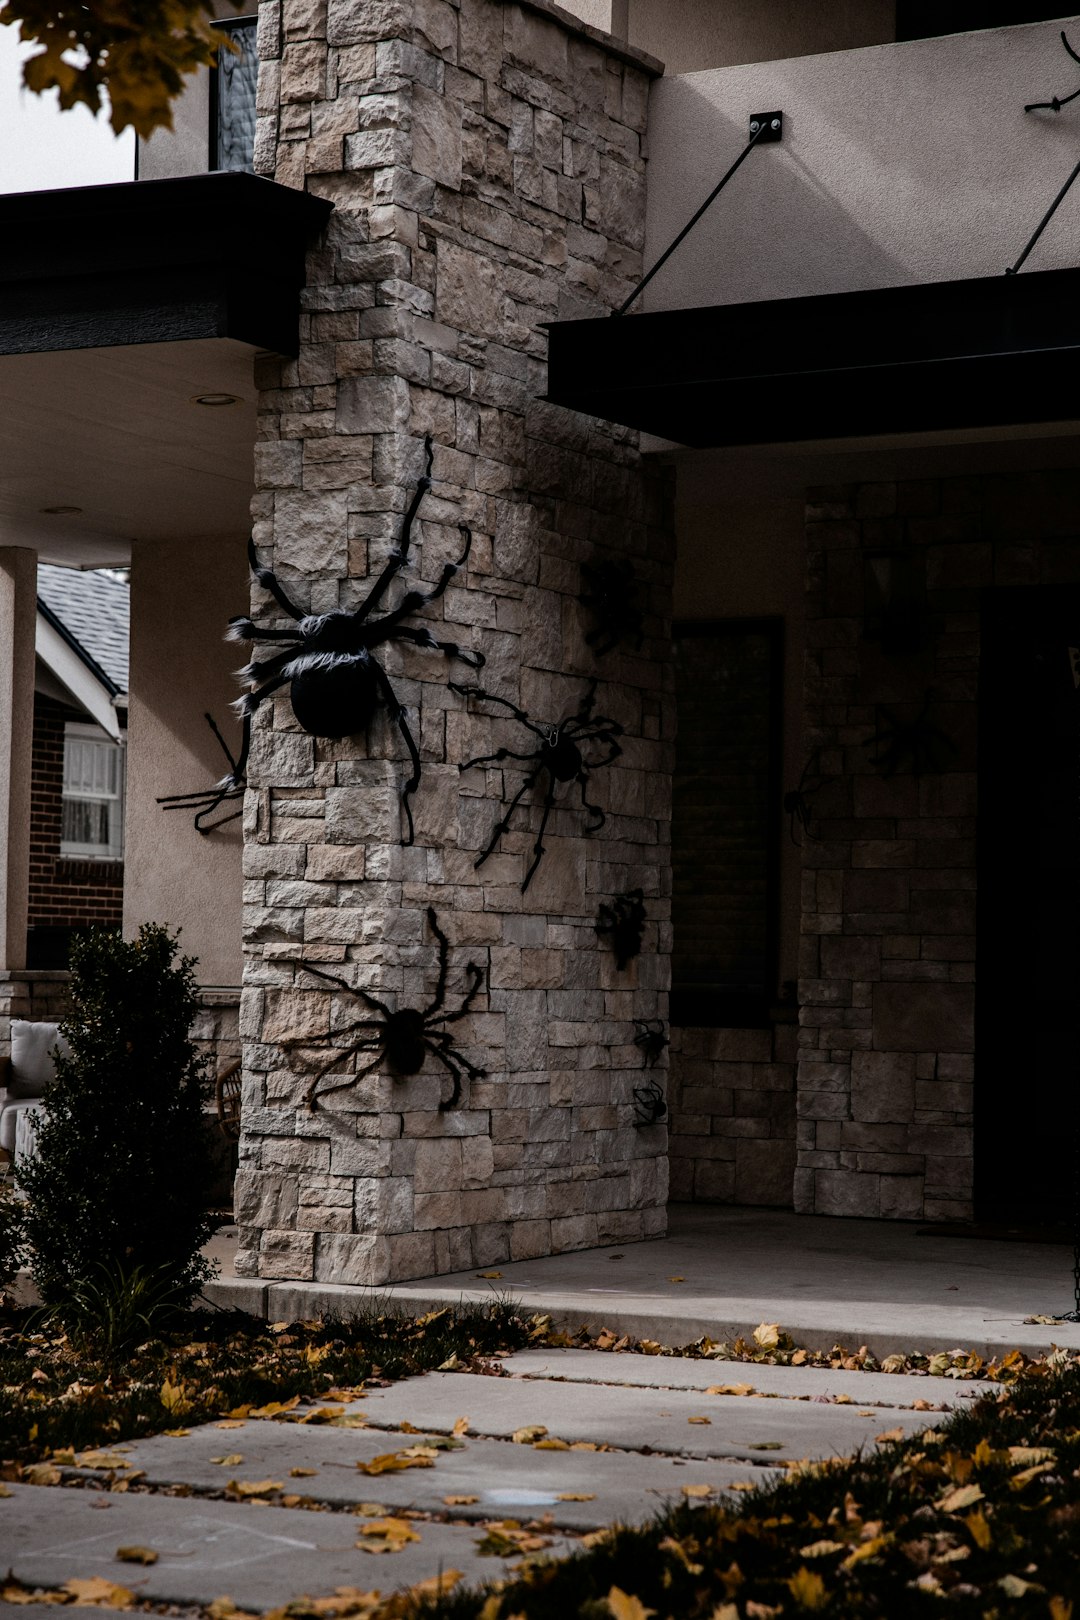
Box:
[9,1021,69,1098]
[0,1098,41,1154]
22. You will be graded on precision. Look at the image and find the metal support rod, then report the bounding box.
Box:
[1006,152,1080,275]
[613,121,770,317]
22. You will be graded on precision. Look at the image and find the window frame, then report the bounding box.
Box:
[670,615,784,1030]
[60,720,126,863]
[209,14,260,174]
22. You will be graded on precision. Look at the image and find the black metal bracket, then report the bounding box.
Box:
[613,109,784,317]
[749,111,783,144]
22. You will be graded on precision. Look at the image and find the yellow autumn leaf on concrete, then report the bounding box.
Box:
[249,1396,301,1419]
[688,1416,712,1425]
[787,1566,828,1608]
[408,1571,464,1600]
[63,1578,136,1608]
[226,1479,283,1497]
[444,1494,480,1505]
[558,1492,597,1501]
[0,1485,11,1498]
[512,1424,548,1444]
[211,1454,244,1467]
[753,1323,781,1350]
[358,1516,422,1554]
[534,1437,570,1450]
[707,1383,754,1397]
[357,1450,434,1476]
[606,1586,655,1620]
[115,1547,158,1566]
[681,1483,713,1498]
[290,1468,317,1478]
[477,1271,502,1280]
[669,1276,686,1283]
[453,1416,470,1436]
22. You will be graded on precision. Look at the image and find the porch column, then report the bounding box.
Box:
[0,546,36,974]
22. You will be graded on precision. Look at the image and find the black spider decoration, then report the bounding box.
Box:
[157,711,246,833]
[453,678,623,892]
[1008,30,1080,275]
[633,1018,669,1068]
[868,692,957,778]
[632,1080,667,1128]
[285,907,486,1113]
[175,437,484,843]
[595,889,646,969]
[580,558,644,656]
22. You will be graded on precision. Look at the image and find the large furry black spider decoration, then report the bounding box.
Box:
[176,437,484,844]
[453,678,623,891]
[580,558,644,656]
[633,1018,668,1068]
[595,889,646,970]
[157,711,246,833]
[285,907,486,1114]
[869,693,957,778]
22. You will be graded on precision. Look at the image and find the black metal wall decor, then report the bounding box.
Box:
[1009,31,1080,275]
[157,711,247,833]
[580,558,644,656]
[633,1017,669,1068]
[868,692,957,777]
[632,1080,667,1128]
[595,888,646,969]
[287,907,486,1113]
[180,437,484,845]
[453,678,623,891]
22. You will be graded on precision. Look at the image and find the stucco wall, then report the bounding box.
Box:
[644,15,1080,312]
[125,534,247,986]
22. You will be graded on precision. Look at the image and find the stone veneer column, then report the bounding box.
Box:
[235,0,674,1284]
[0,547,36,977]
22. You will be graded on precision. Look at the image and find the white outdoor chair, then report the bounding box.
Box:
[0,1020,68,1167]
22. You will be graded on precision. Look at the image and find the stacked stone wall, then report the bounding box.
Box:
[238,0,674,1284]
[668,1025,797,1206]
[796,468,1080,1222]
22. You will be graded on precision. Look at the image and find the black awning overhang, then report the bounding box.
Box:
[545,265,1080,448]
[0,171,333,359]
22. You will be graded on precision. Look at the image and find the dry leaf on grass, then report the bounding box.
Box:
[680,1483,713,1499]
[937,1483,984,1513]
[606,1586,656,1620]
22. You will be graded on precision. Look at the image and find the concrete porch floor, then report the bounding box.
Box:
[204,1204,1080,1360]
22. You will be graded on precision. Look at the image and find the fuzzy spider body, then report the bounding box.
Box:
[182,436,483,844]
[453,678,623,892]
[286,907,486,1113]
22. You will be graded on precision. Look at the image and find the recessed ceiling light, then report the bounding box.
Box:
[190,392,243,407]
[39,505,82,516]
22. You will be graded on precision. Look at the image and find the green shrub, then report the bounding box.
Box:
[18,924,216,1308]
[0,1183,25,1293]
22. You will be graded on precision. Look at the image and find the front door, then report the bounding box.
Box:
[977,587,1080,1227]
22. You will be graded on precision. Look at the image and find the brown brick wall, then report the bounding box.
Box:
[28,693,124,932]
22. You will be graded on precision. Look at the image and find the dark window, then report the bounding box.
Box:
[897,2,1067,40]
[671,620,782,1029]
[211,17,259,173]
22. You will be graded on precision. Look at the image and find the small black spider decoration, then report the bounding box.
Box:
[868,692,957,778]
[453,678,623,891]
[173,437,484,843]
[157,711,246,833]
[632,1080,667,1128]
[633,1018,669,1069]
[1009,30,1080,274]
[595,889,646,970]
[580,558,644,656]
[285,907,486,1113]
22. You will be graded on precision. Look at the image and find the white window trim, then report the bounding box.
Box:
[60,721,126,862]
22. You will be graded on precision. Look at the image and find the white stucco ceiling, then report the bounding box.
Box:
[0,336,259,566]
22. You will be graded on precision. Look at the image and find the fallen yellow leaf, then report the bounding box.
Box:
[408,1571,463,1600]
[680,1483,713,1498]
[249,1396,301,1419]
[357,1451,434,1476]
[707,1383,754,1397]
[557,1492,596,1501]
[23,1464,61,1487]
[115,1547,158,1566]
[938,1484,984,1514]
[63,1578,135,1608]
[226,1479,283,1498]
[211,1454,244,1467]
[688,1416,712,1425]
[669,1276,686,1283]
[453,1416,470,1437]
[606,1586,655,1620]
[290,1467,317,1478]
[753,1323,781,1350]
[512,1425,548,1444]
[476,1271,503,1280]
[534,1437,570,1450]
[965,1509,992,1550]
[787,1566,828,1608]
[444,1494,480,1505]
[358,1516,422,1554]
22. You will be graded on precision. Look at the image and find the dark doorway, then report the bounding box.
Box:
[977,587,1080,1227]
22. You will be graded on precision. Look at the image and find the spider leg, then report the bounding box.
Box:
[236,646,301,686]
[248,538,305,621]
[281,1016,384,1051]
[235,672,292,720]
[355,435,434,620]
[227,620,305,645]
[370,659,422,847]
[297,963,392,1019]
[449,682,549,741]
[372,623,484,670]
[522,771,558,892]
[575,769,607,833]
[425,1042,464,1111]
[305,1044,385,1112]
[474,764,542,869]
[156,713,248,834]
[428,960,486,1026]
[373,522,475,631]
[424,906,450,1018]
[460,745,543,771]
[429,1026,487,1079]
[576,731,623,768]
